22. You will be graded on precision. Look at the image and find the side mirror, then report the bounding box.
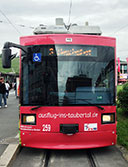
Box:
[2,48,11,68]
[2,41,27,68]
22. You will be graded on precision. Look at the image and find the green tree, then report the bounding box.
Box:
[117,82,128,115]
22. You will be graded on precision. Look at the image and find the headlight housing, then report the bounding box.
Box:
[101,113,115,124]
[21,114,36,125]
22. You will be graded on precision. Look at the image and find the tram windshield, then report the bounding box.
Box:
[21,45,115,106]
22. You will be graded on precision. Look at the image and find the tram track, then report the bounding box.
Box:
[10,147,128,167]
[87,150,98,167]
[43,150,51,167]
[42,149,98,167]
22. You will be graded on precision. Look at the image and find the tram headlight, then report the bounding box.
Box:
[101,113,115,124]
[21,114,36,125]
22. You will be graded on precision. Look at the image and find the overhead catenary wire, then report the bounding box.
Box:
[68,0,72,25]
[0,19,35,29]
[113,23,128,34]
[0,9,22,35]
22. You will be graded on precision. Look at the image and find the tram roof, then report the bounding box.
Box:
[33,18,102,36]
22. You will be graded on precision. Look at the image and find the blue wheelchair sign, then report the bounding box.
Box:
[33,53,42,62]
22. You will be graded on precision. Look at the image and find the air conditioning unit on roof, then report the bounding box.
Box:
[33,18,102,35]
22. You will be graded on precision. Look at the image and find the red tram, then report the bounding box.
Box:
[2,19,116,149]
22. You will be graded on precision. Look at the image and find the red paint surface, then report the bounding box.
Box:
[21,131,116,149]
[19,34,116,149]
[20,106,116,149]
[20,34,116,47]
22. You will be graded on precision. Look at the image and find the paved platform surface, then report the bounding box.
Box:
[0,90,19,166]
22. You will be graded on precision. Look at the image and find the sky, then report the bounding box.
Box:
[0,0,128,60]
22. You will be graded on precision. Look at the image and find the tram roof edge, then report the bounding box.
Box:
[33,23,102,36]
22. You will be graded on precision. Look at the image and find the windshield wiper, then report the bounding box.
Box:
[95,105,104,110]
[76,99,105,110]
[31,106,42,110]
[61,98,105,110]
[31,99,104,111]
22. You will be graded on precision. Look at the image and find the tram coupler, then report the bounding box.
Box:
[60,124,79,134]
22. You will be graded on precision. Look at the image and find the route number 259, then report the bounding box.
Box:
[42,124,51,131]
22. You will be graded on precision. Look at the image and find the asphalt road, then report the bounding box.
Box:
[0,90,19,156]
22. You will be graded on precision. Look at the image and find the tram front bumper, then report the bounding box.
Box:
[20,131,117,149]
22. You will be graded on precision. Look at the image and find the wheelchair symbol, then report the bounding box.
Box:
[33,53,41,62]
[34,55,40,61]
